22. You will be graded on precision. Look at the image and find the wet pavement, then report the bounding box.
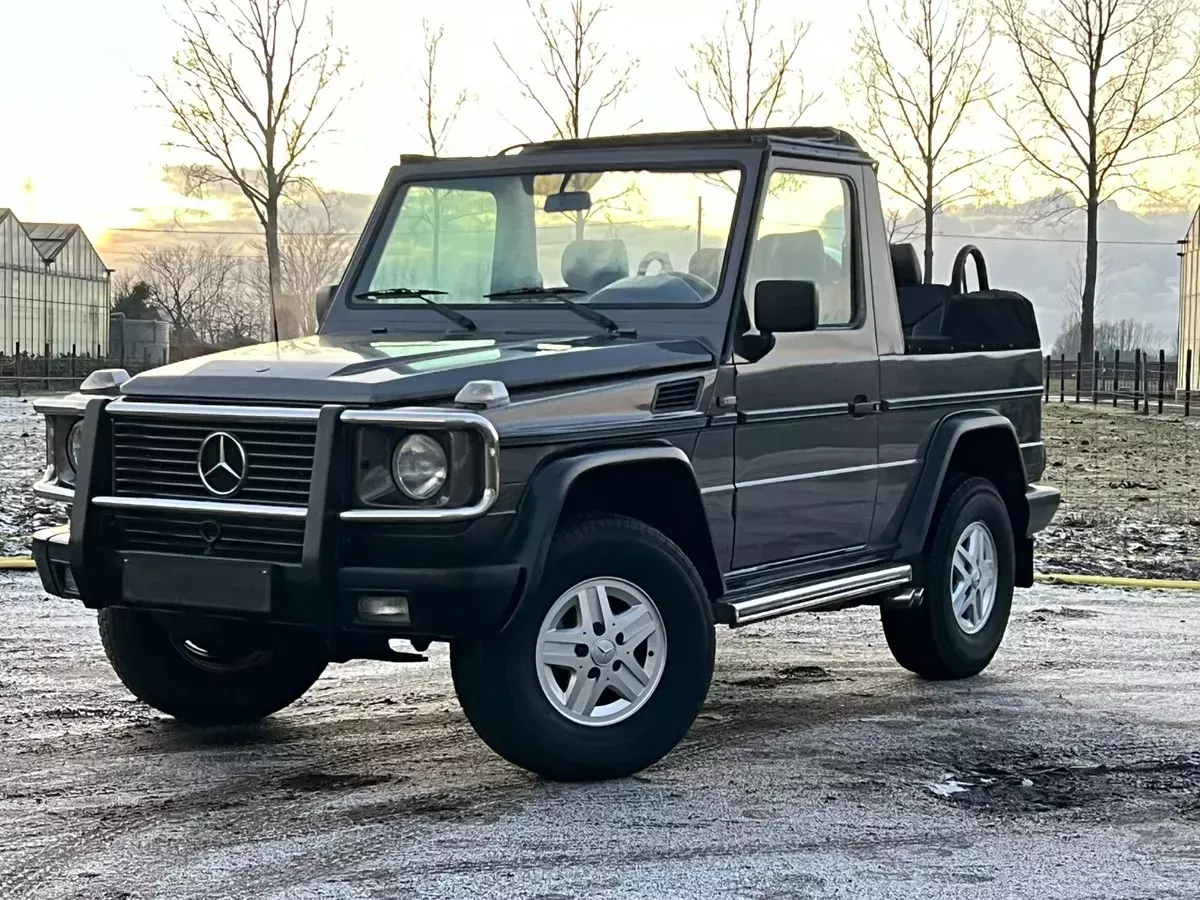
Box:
[1,575,1198,899]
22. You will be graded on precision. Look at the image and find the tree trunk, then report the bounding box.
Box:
[923,200,934,285]
[1080,198,1099,385]
[432,191,442,287]
[265,199,286,342]
[574,214,585,240]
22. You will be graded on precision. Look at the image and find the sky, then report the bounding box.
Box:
[0,0,1195,343]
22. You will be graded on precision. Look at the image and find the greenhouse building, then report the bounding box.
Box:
[0,208,110,358]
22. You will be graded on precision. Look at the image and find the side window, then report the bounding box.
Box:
[370,186,498,303]
[744,171,856,328]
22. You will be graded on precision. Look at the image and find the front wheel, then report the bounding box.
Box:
[882,476,1015,680]
[450,514,715,781]
[99,608,329,725]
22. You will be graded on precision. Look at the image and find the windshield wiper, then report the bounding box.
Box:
[484,286,621,336]
[355,287,477,332]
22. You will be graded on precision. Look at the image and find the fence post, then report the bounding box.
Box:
[1142,353,1150,415]
[1187,349,1193,417]
[1158,349,1165,414]
[1075,351,1082,403]
[43,342,50,391]
[1133,349,1141,411]
[1113,349,1120,407]
[1092,350,1099,404]
[71,344,76,380]
[1044,355,1051,402]
[1059,353,1066,403]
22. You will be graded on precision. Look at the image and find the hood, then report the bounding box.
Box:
[118,332,716,405]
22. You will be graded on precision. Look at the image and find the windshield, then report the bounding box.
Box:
[353,167,742,308]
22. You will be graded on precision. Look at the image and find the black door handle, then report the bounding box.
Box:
[849,395,877,417]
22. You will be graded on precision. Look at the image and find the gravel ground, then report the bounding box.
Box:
[1039,403,1200,580]
[1,576,1198,898]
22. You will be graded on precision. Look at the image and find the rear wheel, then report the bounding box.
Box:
[882,476,1015,680]
[99,608,328,725]
[450,514,715,781]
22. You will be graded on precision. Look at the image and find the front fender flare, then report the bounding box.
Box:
[495,444,716,623]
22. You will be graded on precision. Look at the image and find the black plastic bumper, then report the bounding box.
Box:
[32,523,523,640]
[1025,484,1061,536]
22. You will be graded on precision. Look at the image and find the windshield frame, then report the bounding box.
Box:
[338,147,754,319]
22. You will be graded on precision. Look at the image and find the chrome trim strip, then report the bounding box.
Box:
[105,399,322,422]
[729,565,912,626]
[700,484,735,495]
[1020,441,1044,450]
[339,406,501,522]
[740,401,848,424]
[92,496,308,520]
[737,459,918,490]
[883,386,1044,411]
[33,395,90,416]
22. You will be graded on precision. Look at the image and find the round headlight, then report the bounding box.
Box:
[391,433,448,500]
[66,421,85,472]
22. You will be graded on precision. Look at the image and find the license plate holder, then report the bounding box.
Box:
[121,553,273,613]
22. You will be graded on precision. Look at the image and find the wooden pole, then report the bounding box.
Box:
[1158,349,1165,414]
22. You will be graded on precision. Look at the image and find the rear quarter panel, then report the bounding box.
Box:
[873,349,1044,545]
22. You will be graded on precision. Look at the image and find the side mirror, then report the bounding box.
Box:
[544,191,592,214]
[315,283,338,325]
[754,279,818,334]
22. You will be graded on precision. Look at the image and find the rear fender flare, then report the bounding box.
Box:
[894,411,1023,561]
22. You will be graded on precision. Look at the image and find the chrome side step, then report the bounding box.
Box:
[724,565,913,627]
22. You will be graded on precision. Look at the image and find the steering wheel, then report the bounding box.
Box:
[637,251,673,276]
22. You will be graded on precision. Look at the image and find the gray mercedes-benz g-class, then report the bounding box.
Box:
[31,127,1059,781]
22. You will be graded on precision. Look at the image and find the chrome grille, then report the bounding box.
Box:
[111,511,305,564]
[111,418,316,506]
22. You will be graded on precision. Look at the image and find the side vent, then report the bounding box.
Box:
[651,378,703,413]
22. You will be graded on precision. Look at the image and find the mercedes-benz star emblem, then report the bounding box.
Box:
[197,431,248,497]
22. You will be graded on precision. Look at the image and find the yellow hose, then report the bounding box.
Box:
[0,553,1195,589]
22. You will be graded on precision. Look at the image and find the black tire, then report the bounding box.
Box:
[99,608,328,725]
[450,513,716,781]
[881,476,1015,680]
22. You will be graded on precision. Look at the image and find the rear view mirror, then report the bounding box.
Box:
[315,283,338,325]
[755,280,818,333]
[544,191,592,214]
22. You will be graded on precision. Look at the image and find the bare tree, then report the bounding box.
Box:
[416,19,468,157]
[1060,249,1109,320]
[496,0,641,238]
[149,0,347,343]
[245,195,357,334]
[680,0,818,134]
[1053,315,1167,356]
[497,0,637,144]
[991,0,1200,370]
[135,243,244,348]
[846,0,992,282]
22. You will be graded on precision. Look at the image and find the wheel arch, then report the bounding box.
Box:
[896,411,1029,582]
[498,444,724,619]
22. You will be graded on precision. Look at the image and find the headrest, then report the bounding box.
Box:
[890,243,922,287]
[561,239,629,293]
[750,231,826,281]
[687,247,724,287]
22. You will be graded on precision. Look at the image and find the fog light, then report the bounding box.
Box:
[358,595,411,623]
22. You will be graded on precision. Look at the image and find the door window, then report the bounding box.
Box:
[744,172,856,328]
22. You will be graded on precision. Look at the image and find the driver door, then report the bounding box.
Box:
[732,161,881,570]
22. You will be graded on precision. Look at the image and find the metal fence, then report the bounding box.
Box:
[1044,349,1195,415]
[0,342,170,394]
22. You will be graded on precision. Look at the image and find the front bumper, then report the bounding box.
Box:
[33,524,523,639]
[31,397,523,640]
